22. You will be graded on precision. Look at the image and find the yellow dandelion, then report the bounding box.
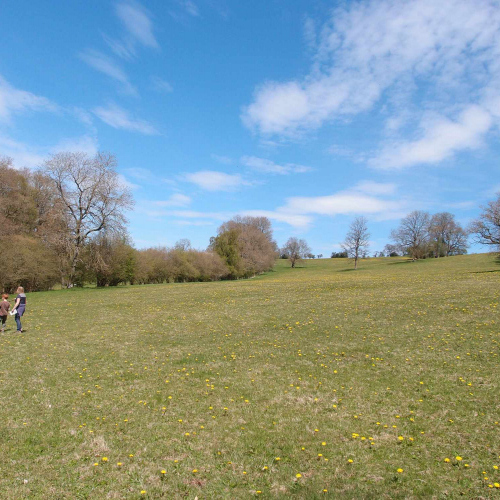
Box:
[296,473,302,478]
[397,468,404,473]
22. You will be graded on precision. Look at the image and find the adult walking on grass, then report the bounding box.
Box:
[13,286,26,333]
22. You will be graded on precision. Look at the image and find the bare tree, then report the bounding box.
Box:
[469,193,500,251]
[428,212,468,257]
[42,152,134,284]
[282,237,311,268]
[341,216,370,269]
[391,211,430,260]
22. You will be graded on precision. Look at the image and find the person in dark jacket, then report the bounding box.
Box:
[13,286,26,333]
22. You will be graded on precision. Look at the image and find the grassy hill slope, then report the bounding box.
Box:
[1,254,499,498]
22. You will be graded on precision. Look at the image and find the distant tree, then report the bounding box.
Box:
[212,216,276,277]
[83,232,136,287]
[174,238,192,252]
[282,237,311,268]
[391,211,430,260]
[209,227,243,278]
[383,244,399,257]
[306,253,316,259]
[317,254,323,259]
[428,212,468,257]
[42,152,134,285]
[469,193,500,252]
[341,216,370,269]
[331,250,348,258]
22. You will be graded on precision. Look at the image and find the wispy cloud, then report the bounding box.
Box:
[242,0,500,169]
[211,154,233,165]
[153,193,192,207]
[79,49,137,95]
[151,76,173,93]
[176,0,200,17]
[241,155,312,175]
[0,75,57,122]
[0,133,98,169]
[0,134,46,168]
[93,103,158,134]
[183,170,249,191]
[51,135,99,156]
[115,0,158,49]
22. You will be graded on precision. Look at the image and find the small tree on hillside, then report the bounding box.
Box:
[391,210,430,260]
[342,216,370,269]
[282,237,310,268]
[469,193,500,252]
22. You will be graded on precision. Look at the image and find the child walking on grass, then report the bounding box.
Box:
[13,286,26,333]
[0,293,10,332]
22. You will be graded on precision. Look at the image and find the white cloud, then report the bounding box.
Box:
[241,156,312,175]
[151,76,173,93]
[281,193,400,218]
[153,193,191,207]
[117,174,141,190]
[211,154,233,165]
[79,50,136,95]
[183,170,249,191]
[242,210,313,229]
[246,182,404,229]
[177,0,199,17]
[354,181,397,196]
[0,133,98,169]
[371,105,493,169]
[102,34,135,61]
[242,0,500,170]
[0,134,45,168]
[93,103,158,134]
[51,135,98,156]
[0,75,57,122]
[115,1,158,48]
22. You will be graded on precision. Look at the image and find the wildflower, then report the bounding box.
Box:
[161,469,166,474]
[140,491,146,495]
[348,459,353,463]
[102,457,108,462]
[397,436,404,441]
[296,473,302,478]
[456,456,462,461]
[117,462,122,466]
[397,468,404,473]
[192,469,198,473]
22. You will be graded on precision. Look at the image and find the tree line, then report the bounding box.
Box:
[0,153,278,292]
[335,201,500,268]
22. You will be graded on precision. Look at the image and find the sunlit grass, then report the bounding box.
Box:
[0,254,499,498]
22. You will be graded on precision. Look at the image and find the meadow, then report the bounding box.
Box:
[0,254,499,499]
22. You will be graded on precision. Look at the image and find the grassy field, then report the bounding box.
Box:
[0,254,499,499]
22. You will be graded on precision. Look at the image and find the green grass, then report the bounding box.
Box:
[1,254,499,498]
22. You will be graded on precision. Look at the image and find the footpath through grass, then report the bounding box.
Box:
[0,254,499,498]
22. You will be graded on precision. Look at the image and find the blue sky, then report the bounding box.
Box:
[1,0,499,254]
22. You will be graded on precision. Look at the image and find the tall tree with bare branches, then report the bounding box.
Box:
[391,210,430,260]
[469,193,500,252]
[342,216,370,269]
[42,152,134,284]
